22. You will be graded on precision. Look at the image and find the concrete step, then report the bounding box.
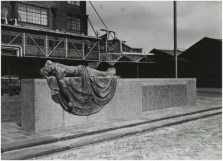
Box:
[1,108,222,160]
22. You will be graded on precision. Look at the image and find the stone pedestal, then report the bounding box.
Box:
[21,78,196,131]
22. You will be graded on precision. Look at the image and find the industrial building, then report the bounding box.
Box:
[1,1,98,79]
[1,1,150,88]
[1,2,221,92]
[179,37,222,88]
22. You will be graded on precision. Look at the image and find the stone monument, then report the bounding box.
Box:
[40,60,117,116]
[21,60,196,131]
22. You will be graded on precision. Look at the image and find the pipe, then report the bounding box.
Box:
[2,17,8,24]
[1,44,23,57]
[99,28,116,38]
[1,46,20,57]
[14,18,18,25]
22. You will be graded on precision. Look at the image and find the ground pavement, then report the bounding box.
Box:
[1,88,222,160]
[38,114,222,160]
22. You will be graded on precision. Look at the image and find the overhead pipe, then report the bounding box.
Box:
[98,28,116,38]
[2,17,8,24]
[1,44,22,57]
[1,46,20,57]
[98,28,121,54]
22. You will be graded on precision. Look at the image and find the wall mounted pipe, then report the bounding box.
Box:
[2,17,8,24]
[98,28,116,39]
[1,44,23,57]
[1,46,19,57]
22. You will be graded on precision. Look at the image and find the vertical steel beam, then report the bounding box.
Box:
[83,40,85,59]
[106,30,108,54]
[23,32,25,56]
[137,63,138,78]
[46,34,48,56]
[98,40,100,62]
[65,38,68,58]
[174,1,177,78]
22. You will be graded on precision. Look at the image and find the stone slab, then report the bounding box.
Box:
[21,80,35,131]
[142,84,187,111]
[187,80,197,106]
[21,78,196,131]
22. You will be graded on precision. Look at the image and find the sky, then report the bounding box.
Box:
[86,1,222,53]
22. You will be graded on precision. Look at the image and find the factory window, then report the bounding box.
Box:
[18,3,48,26]
[2,35,22,45]
[68,42,82,50]
[49,40,65,49]
[67,13,81,31]
[67,1,80,6]
[27,38,44,47]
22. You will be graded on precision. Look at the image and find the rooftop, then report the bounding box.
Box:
[149,48,185,57]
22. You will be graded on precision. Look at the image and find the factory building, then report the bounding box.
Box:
[179,37,222,88]
[1,1,100,80]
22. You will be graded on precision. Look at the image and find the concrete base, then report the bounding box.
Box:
[21,78,196,131]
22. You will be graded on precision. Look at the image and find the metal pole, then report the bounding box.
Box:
[89,1,108,29]
[23,32,25,55]
[46,34,48,56]
[65,38,68,59]
[174,1,177,78]
[137,63,138,78]
[88,17,97,36]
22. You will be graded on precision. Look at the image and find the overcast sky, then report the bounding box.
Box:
[86,1,222,53]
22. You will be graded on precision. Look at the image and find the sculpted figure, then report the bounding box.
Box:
[40,60,117,116]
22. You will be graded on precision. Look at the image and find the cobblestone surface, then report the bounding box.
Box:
[40,114,222,160]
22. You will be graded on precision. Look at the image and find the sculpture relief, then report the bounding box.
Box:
[40,60,117,116]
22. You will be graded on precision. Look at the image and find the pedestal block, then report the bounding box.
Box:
[21,78,196,131]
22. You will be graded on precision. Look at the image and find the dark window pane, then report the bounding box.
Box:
[67,13,81,31]
[18,3,48,26]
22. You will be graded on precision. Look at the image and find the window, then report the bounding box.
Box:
[27,38,44,47]
[67,1,80,6]
[18,3,48,26]
[68,42,82,50]
[2,35,22,45]
[67,13,81,31]
[49,40,65,49]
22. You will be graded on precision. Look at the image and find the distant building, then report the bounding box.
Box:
[148,48,185,78]
[179,37,222,88]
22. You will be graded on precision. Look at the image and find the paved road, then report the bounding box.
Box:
[39,114,222,160]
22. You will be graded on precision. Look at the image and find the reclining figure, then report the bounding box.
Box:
[40,60,117,116]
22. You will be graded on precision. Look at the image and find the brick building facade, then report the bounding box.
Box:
[1,1,100,79]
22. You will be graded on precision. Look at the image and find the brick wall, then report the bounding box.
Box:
[1,1,88,35]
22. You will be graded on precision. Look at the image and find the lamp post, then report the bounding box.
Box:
[174,1,177,78]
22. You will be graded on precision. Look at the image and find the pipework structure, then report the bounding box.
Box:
[1,1,152,81]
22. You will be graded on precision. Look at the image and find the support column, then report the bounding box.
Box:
[174,1,177,78]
